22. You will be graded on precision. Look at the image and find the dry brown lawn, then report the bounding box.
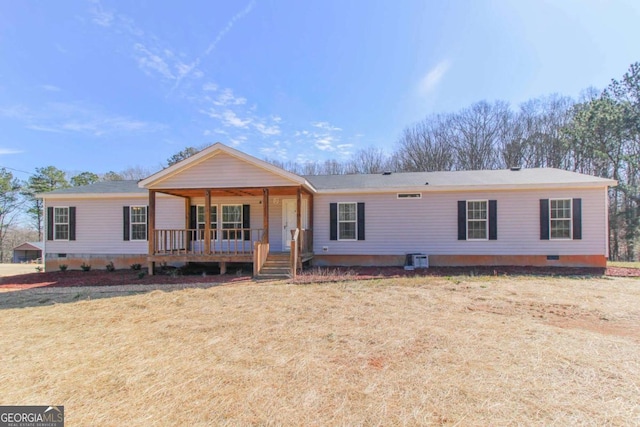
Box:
[1,275,639,426]
[0,263,43,277]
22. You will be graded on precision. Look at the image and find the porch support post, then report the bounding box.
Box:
[205,189,212,255]
[296,187,303,262]
[296,187,302,230]
[148,190,156,275]
[184,196,191,255]
[263,188,269,243]
[308,194,313,230]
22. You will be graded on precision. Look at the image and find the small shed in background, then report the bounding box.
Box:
[12,242,43,263]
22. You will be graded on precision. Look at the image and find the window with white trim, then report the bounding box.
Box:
[550,199,572,239]
[222,205,242,240]
[338,202,357,240]
[197,205,218,239]
[466,200,488,240]
[130,206,147,241]
[54,207,69,241]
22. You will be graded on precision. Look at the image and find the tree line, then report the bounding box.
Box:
[1,63,638,261]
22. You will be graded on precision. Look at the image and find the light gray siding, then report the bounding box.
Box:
[153,152,296,189]
[45,196,185,255]
[313,188,608,256]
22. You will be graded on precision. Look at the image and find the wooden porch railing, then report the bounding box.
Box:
[290,228,300,279]
[299,228,313,255]
[253,234,270,276]
[154,228,263,256]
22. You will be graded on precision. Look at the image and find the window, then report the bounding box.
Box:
[466,200,488,240]
[130,206,147,241]
[550,199,572,239]
[222,205,242,240]
[54,207,69,240]
[197,205,218,239]
[330,202,365,241]
[338,202,357,240]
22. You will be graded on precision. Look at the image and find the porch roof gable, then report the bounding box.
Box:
[139,142,316,192]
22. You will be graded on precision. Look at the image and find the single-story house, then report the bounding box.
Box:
[12,241,43,263]
[39,143,617,277]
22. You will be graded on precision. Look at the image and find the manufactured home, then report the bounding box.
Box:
[39,143,616,277]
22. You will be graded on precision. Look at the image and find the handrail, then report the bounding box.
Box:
[290,228,300,279]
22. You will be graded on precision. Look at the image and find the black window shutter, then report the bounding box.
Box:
[46,207,54,241]
[69,207,76,241]
[189,206,197,229]
[540,199,550,240]
[357,202,365,240]
[123,206,130,241]
[47,207,53,240]
[329,203,337,240]
[243,204,251,240]
[488,200,497,240]
[573,198,582,240]
[457,201,466,240]
[146,205,149,241]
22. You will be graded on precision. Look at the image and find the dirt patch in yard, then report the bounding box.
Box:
[466,299,640,342]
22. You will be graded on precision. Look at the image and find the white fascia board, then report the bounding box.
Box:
[37,192,177,200]
[315,181,616,194]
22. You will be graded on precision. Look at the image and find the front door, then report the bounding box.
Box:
[282,199,297,251]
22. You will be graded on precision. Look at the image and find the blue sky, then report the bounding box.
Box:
[1,0,639,179]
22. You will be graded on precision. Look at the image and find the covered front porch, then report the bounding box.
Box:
[146,186,313,277]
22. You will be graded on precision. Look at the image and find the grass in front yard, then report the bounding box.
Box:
[1,275,639,425]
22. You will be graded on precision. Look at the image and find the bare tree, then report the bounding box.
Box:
[394,115,454,172]
[119,166,152,180]
[345,147,390,174]
[449,101,509,170]
[0,169,22,261]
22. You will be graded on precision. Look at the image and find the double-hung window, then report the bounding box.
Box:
[466,200,488,240]
[550,199,572,239]
[338,202,357,240]
[54,207,69,241]
[197,205,218,239]
[130,206,147,241]
[222,205,242,240]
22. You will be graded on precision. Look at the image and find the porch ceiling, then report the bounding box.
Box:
[154,186,312,198]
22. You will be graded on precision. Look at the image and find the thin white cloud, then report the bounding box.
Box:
[203,82,218,92]
[253,122,281,136]
[228,135,247,147]
[134,43,175,80]
[312,121,342,132]
[0,105,33,120]
[419,60,451,95]
[41,85,61,92]
[212,88,247,106]
[0,148,23,155]
[172,1,255,89]
[3,102,164,136]
[88,0,114,27]
[221,110,251,128]
[315,138,334,151]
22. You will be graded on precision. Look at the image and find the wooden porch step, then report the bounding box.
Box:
[256,252,293,279]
